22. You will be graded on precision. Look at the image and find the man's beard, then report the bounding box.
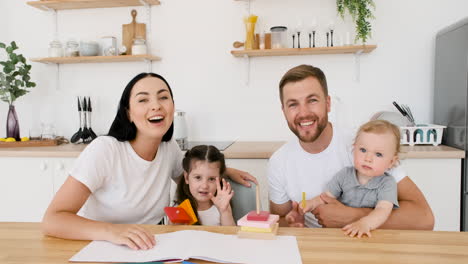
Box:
[288,114,328,143]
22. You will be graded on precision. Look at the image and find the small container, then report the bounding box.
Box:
[48,40,63,57]
[259,32,265,50]
[131,37,147,55]
[99,36,117,56]
[270,26,287,49]
[173,110,188,149]
[65,39,79,57]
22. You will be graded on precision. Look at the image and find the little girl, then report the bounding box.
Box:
[175,145,235,226]
[301,120,400,238]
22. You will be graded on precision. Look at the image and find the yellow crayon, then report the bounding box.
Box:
[302,192,306,208]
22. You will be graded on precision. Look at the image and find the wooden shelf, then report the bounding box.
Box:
[30,54,161,64]
[231,45,377,57]
[27,0,160,11]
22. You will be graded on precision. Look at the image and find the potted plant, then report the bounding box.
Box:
[337,0,375,44]
[0,41,36,141]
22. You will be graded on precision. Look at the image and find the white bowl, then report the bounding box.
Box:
[79,41,99,56]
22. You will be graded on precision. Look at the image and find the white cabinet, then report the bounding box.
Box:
[226,159,269,211]
[0,157,75,222]
[400,158,461,231]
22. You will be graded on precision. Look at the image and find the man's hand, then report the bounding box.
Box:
[225,167,258,187]
[285,201,305,227]
[312,193,369,228]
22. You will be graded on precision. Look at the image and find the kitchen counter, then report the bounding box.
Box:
[0,141,464,159]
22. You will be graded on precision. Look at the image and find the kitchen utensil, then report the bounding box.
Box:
[402,104,416,124]
[122,9,146,55]
[81,97,91,143]
[233,41,244,48]
[392,101,415,126]
[70,97,83,143]
[87,97,97,140]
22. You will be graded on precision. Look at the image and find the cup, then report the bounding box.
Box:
[41,123,56,140]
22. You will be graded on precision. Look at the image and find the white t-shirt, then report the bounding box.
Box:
[267,125,406,228]
[197,205,221,226]
[70,136,184,225]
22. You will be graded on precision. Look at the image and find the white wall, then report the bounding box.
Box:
[1,0,468,141]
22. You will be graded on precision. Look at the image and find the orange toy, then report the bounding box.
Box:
[164,199,198,225]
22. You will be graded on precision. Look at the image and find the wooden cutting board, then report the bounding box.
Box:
[0,139,59,148]
[122,9,146,55]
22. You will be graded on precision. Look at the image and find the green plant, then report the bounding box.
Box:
[337,0,375,44]
[0,41,36,105]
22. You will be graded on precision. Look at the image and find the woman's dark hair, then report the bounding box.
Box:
[175,145,227,225]
[108,72,174,142]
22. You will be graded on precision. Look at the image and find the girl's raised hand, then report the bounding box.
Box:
[210,178,234,213]
[105,224,156,250]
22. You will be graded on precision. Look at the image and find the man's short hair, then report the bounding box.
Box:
[279,64,328,104]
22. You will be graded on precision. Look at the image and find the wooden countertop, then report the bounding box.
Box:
[0,141,464,159]
[1,223,468,264]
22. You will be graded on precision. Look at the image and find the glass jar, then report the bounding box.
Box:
[270,26,288,49]
[48,40,63,57]
[131,37,147,55]
[65,39,79,57]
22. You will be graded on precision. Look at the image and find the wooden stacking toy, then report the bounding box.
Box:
[164,199,198,225]
[237,185,279,239]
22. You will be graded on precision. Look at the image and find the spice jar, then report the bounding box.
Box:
[48,40,63,57]
[65,39,79,57]
[131,37,147,55]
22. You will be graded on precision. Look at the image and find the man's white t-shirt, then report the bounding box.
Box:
[70,136,184,225]
[267,125,406,228]
[197,205,221,226]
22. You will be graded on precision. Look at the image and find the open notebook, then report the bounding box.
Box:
[70,230,302,264]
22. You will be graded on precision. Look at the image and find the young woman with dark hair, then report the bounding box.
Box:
[175,145,235,226]
[42,73,256,250]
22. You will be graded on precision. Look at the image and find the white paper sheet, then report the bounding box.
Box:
[70,230,302,264]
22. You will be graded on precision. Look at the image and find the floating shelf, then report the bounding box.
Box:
[31,54,161,64]
[231,45,377,57]
[27,0,160,11]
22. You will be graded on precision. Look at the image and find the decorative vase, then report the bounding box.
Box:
[7,104,20,141]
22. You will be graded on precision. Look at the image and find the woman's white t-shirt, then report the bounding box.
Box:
[70,136,184,224]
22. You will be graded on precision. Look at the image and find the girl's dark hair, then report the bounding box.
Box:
[108,72,174,142]
[175,145,227,225]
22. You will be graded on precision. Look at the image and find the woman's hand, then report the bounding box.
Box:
[105,224,156,250]
[225,167,258,187]
[210,178,234,213]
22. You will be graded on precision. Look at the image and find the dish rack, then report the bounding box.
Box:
[399,124,446,146]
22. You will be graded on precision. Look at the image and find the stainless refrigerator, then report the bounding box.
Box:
[434,17,468,231]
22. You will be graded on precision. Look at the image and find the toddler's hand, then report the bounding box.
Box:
[342,219,372,238]
[210,178,234,213]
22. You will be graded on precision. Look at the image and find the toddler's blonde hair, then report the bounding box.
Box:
[355,120,401,154]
